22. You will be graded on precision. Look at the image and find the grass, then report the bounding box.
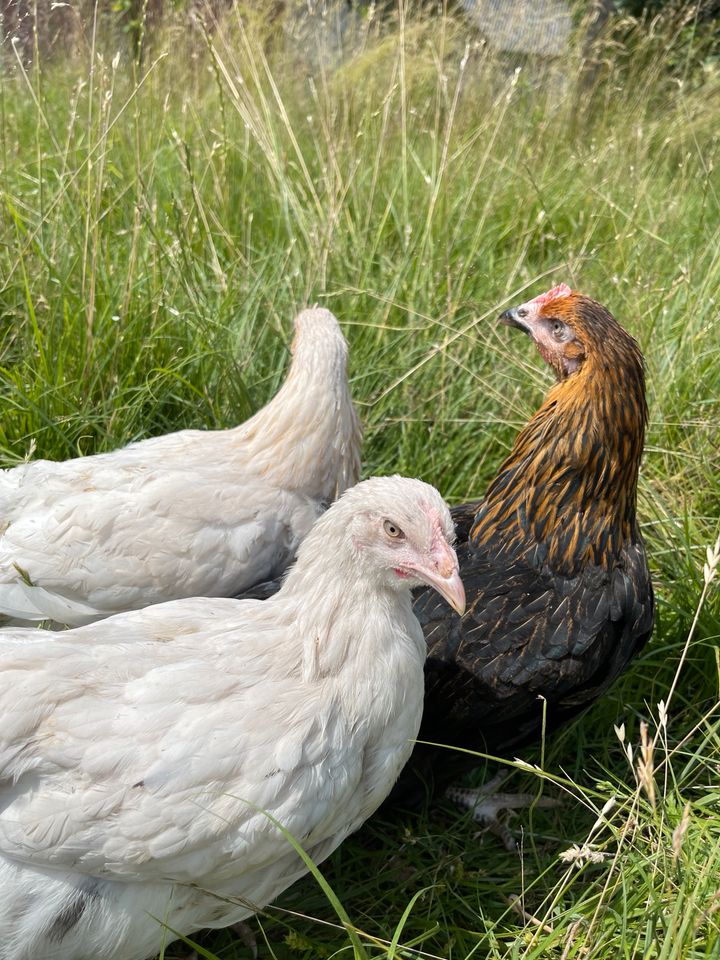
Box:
[2,1,720,957]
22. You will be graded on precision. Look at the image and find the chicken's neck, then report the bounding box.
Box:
[282,552,425,825]
[236,336,361,500]
[282,512,425,685]
[471,360,647,577]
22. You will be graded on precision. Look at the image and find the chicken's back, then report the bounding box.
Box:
[0,432,322,625]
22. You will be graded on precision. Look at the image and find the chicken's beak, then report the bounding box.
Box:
[499,306,532,335]
[432,566,466,616]
[417,539,466,616]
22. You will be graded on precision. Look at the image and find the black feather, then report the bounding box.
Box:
[47,880,100,942]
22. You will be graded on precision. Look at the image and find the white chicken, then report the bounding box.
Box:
[0,475,464,960]
[0,307,362,627]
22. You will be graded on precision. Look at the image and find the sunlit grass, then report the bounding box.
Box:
[1,2,720,957]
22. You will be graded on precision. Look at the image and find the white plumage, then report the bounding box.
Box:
[0,308,362,626]
[0,476,464,960]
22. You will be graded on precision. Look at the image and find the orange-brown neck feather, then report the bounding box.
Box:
[472,299,648,577]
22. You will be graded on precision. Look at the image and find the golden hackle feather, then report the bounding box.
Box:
[471,294,648,577]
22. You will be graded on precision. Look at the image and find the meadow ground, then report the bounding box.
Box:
[1,2,720,957]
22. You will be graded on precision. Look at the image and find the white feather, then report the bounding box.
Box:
[0,308,361,627]
[0,476,455,960]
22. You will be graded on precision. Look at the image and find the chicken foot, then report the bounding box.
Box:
[446,773,560,851]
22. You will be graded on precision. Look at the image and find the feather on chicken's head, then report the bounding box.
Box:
[302,476,465,614]
[500,284,644,383]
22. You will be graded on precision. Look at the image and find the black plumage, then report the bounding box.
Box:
[391,284,654,805]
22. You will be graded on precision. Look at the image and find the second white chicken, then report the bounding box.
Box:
[0,307,362,626]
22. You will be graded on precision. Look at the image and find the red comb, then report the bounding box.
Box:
[530,283,572,306]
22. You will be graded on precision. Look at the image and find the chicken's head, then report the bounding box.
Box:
[345,476,465,615]
[499,283,586,380]
[499,283,644,384]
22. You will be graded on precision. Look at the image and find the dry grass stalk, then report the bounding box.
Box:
[703,535,720,586]
[560,918,588,960]
[636,720,656,811]
[506,895,554,935]
[672,802,691,867]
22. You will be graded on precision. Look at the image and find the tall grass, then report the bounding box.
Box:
[1,2,719,957]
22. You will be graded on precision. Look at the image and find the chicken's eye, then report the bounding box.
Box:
[551,319,566,340]
[383,520,404,539]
